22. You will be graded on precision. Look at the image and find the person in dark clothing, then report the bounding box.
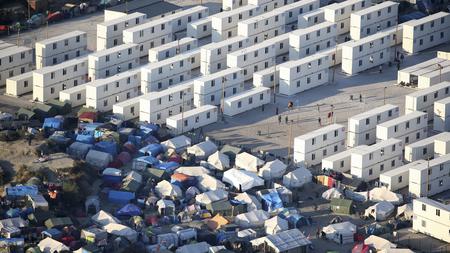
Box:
[27,134,33,146]
[276,107,279,115]
[278,115,282,124]
[285,116,288,124]
[359,94,362,102]
[318,117,322,126]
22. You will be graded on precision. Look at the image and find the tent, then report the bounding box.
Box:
[175,166,210,177]
[121,171,142,192]
[108,190,135,204]
[235,152,265,172]
[365,201,395,221]
[80,227,107,244]
[6,185,38,197]
[265,216,289,235]
[197,174,226,192]
[85,195,100,214]
[396,203,413,221]
[94,141,118,156]
[155,161,180,173]
[345,190,368,202]
[176,241,210,253]
[258,159,287,180]
[369,187,403,205]
[161,135,191,153]
[207,214,229,230]
[330,198,354,215]
[235,192,262,212]
[38,237,69,253]
[283,167,312,188]
[28,194,49,211]
[116,204,142,217]
[103,223,138,242]
[92,210,120,226]
[44,217,72,229]
[171,173,197,189]
[322,221,357,244]
[187,140,217,160]
[207,151,230,171]
[322,188,343,200]
[379,249,415,253]
[234,210,269,228]
[364,235,396,251]
[102,168,122,184]
[257,189,283,212]
[117,151,132,165]
[76,134,95,144]
[0,217,28,229]
[222,168,264,192]
[42,117,63,130]
[156,199,175,216]
[85,150,113,169]
[196,189,228,205]
[155,180,183,198]
[132,156,160,171]
[206,199,233,216]
[139,143,164,157]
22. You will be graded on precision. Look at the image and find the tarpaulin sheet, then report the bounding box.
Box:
[156,162,180,173]
[139,143,164,157]
[116,203,142,217]
[42,118,63,129]
[94,141,118,156]
[6,185,38,197]
[108,190,135,204]
[76,134,95,144]
[259,191,283,212]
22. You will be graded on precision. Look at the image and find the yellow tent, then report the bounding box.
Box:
[207,214,229,230]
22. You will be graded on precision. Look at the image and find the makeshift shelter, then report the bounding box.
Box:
[6,185,38,197]
[32,103,58,120]
[330,198,354,215]
[274,185,293,204]
[396,203,413,221]
[176,241,210,253]
[257,189,283,212]
[139,143,164,157]
[365,201,395,221]
[197,174,226,192]
[103,223,138,242]
[156,199,175,216]
[187,140,217,160]
[235,210,269,228]
[108,190,135,205]
[76,134,95,144]
[223,168,264,192]
[235,193,262,212]
[235,152,265,172]
[44,217,72,229]
[207,151,230,171]
[161,135,191,153]
[121,171,142,192]
[0,217,28,229]
[80,227,107,244]
[185,186,201,199]
[261,229,311,253]
[42,117,63,130]
[196,189,228,206]
[345,190,369,202]
[94,141,118,156]
[38,237,69,253]
[28,194,49,211]
[155,161,180,173]
[220,145,242,164]
[207,214,229,230]
[132,156,160,171]
[322,188,343,200]
[116,204,142,217]
[92,210,120,226]
[283,167,312,188]
[364,235,396,251]
[322,221,357,244]
[157,233,179,248]
[265,216,289,235]
[102,168,122,184]
[258,159,286,180]
[16,108,37,121]
[47,99,71,115]
[171,173,197,189]
[175,166,210,177]
[155,180,183,198]
[117,151,132,165]
[85,150,113,170]
[369,187,403,205]
[85,195,100,214]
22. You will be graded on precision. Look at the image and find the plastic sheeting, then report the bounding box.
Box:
[322,221,356,244]
[38,237,69,253]
[258,190,283,212]
[155,180,183,198]
[364,235,396,251]
[258,159,287,180]
[235,210,269,228]
[103,223,138,242]
[86,150,113,169]
[265,216,288,235]
[155,162,180,173]
[139,143,164,157]
[175,166,210,177]
[235,193,262,212]
[207,151,230,171]
[322,188,343,200]
[197,174,226,192]
[396,203,413,220]
[369,187,403,205]
[67,142,93,160]
[116,204,142,217]
[42,117,63,129]
[6,185,38,197]
[365,201,395,221]
[187,140,217,160]
[108,190,135,205]
[94,141,118,156]
[283,167,312,188]
[223,169,264,192]
[195,189,228,205]
[75,134,95,144]
[235,152,265,172]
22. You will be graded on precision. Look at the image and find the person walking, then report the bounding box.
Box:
[318,117,322,126]
[359,94,362,102]
[379,65,383,73]
[276,107,279,115]
[278,115,282,124]
[285,115,288,124]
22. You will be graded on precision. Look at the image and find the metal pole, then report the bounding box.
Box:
[332,38,338,83]
[16,28,20,46]
[394,24,398,60]
[46,21,49,39]
[383,87,387,105]
[287,122,293,164]
[181,92,185,134]
[273,63,276,103]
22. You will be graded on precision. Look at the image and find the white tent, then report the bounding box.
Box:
[155,180,183,198]
[235,192,262,212]
[162,135,191,152]
[364,201,395,221]
[264,216,289,235]
[235,152,265,172]
[91,210,120,226]
[235,210,269,228]
[38,237,69,253]
[187,140,217,160]
[85,150,113,169]
[283,167,312,188]
[258,159,287,180]
[369,187,403,205]
[175,166,210,177]
[156,199,175,215]
[380,249,414,253]
[223,168,264,191]
[103,223,138,242]
[364,235,396,251]
[176,241,210,253]
[195,189,228,205]
[396,203,413,220]
[321,221,356,244]
[322,188,343,200]
[197,174,226,192]
[207,151,230,171]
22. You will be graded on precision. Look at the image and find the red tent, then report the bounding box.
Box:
[352,243,371,253]
[117,151,132,164]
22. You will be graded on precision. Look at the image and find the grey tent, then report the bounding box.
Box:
[86,150,113,170]
[121,171,142,192]
[220,145,242,164]
[67,142,93,160]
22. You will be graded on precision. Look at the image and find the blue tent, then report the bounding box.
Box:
[108,190,135,204]
[132,156,160,171]
[76,134,95,144]
[95,141,118,156]
[6,185,38,197]
[67,142,93,159]
[259,191,283,212]
[139,143,164,157]
[155,162,180,173]
[116,203,142,217]
[6,208,20,218]
[42,117,63,129]
[139,123,159,136]
[42,228,62,239]
[285,213,310,229]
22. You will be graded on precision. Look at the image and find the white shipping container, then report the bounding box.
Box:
[148,37,198,63]
[59,83,88,108]
[187,17,212,39]
[434,95,450,132]
[5,71,33,97]
[379,160,425,191]
[376,111,428,145]
[166,105,218,134]
[405,81,450,119]
[409,153,450,197]
[223,87,270,116]
[434,132,450,157]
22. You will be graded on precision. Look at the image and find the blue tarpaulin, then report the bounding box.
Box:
[399,11,427,23]
[76,134,95,144]
[139,123,159,135]
[259,191,283,212]
[108,190,135,204]
[155,162,180,173]
[95,141,118,156]
[116,203,142,217]
[285,213,310,228]
[132,156,160,171]
[42,117,63,129]
[139,143,164,157]
[6,185,38,197]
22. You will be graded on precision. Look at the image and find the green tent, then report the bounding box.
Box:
[16,108,37,121]
[47,99,72,115]
[206,199,233,216]
[32,103,58,120]
[330,198,354,215]
[44,217,73,229]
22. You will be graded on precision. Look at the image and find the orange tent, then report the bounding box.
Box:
[207,214,229,230]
